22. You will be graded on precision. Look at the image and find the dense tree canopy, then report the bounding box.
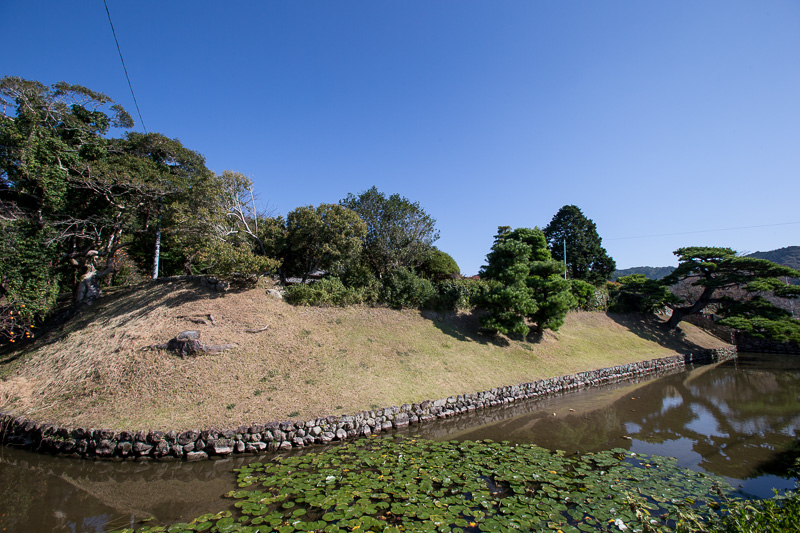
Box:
[0,76,137,319]
[114,132,214,278]
[340,186,439,279]
[543,205,616,284]
[284,203,367,283]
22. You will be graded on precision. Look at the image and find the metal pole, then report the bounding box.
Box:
[563,238,567,280]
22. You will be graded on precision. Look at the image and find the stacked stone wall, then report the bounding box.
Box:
[0,347,736,461]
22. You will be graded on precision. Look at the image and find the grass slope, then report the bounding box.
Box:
[0,279,727,431]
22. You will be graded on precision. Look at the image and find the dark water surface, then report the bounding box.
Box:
[2,353,798,532]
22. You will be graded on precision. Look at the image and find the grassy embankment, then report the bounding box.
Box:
[0,279,728,432]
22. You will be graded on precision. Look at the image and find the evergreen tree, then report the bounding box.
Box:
[479,230,537,336]
[615,246,800,343]
[0,76,134,319]
[661,247,800,342]
[543,205,616,284]
[479,227,573,337]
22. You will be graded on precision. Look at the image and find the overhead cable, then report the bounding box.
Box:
[607,221,800,241]
[103,0,148,133]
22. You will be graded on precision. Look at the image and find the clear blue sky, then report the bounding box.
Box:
[4,1,799,275]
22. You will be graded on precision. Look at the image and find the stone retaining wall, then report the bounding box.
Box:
[0,347,736,461]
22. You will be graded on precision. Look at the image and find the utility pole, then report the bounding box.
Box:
[563,237,567,280]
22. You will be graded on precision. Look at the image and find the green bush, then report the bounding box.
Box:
[418,248,460,281]
[713,489,800,532]
[284,277,368,306]
[590,286,611,311]
[568,280,611,311]
[608,275,673,313]
[569,279,596,310]
[201,240,280,280]
[339,262,381,304]
[380,268,436,309]
[434,278,493,311]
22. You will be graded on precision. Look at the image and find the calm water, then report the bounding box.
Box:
[1,353,798,532]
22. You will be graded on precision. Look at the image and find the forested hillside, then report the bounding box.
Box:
[612,266,675,280]
[612,245,800,282]
[748,246,800,271]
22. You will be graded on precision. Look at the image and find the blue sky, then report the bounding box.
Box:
[4,1,799,275]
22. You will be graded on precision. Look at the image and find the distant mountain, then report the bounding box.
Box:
[611,266,675,281]
[748,246,800,286]
[610,246,800,282]
[747,246,800,271]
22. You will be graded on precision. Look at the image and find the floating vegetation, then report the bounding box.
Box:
[115,436,733,532]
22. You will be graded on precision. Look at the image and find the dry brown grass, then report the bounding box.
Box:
[0,279,729,431]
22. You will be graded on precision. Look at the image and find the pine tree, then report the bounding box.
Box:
[543,205,615,284]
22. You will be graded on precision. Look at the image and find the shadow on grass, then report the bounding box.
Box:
[1,279,250,361]
[420,309,515,347]
[422,310,712,353]
[606,312,706,352]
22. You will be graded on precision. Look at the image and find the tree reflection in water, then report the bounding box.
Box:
[413,353,800,498]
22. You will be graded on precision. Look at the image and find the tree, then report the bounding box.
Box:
[340,186,439,279]
[418,248,460,281]
[184,171,281,279]
[211,171,272,256]
[543,205,616,284]
[479,235,537,336]
[0,76,287,344]
[115,132,212,279]
[0,76,136,311]
[611,274,676,313]
[284,204,367,283]
[659,247,800,340]
[479,226,573,337]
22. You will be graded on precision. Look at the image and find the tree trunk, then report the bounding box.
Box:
[666,308,687,329]
[665,285,717,329]
[72,252,103,306]
[152,200,163,279]
[183,252,197,275]
[152,225,161,279]
[70,246,121,307]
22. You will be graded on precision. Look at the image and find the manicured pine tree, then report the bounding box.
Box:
[480,227,574,337]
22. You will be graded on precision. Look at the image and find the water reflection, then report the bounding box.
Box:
[1,353,798,532]
[410,353,800,498]
[0,449,246,532]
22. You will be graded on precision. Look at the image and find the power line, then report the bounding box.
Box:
[607,221,800,241]
[103,0,147,133]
